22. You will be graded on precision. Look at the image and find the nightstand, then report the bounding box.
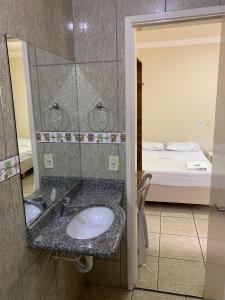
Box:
[207,151,213,163]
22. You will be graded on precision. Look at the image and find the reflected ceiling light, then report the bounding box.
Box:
[79,21,88,32]
[67,22,74,31]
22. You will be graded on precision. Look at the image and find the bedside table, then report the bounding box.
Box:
[207,151,213,163]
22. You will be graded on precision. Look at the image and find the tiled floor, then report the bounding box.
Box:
[80,284,202,300]
[136,202,209,298]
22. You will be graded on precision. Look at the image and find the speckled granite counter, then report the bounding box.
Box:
[27,178,126,257]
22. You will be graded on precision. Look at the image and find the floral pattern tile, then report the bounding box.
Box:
[36,131,126,144]
[0,155,20,183]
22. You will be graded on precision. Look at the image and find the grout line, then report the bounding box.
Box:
[135,286,202,299]
[148,231,198,238]
[156,208,162,290]
[192,207,207,268]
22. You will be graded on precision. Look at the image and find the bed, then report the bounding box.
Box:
[18,138,33,175]
[142,147,212,205]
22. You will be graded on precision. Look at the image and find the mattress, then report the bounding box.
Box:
[142,150,212,187]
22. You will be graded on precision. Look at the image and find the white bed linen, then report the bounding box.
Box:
[142,150,211,187]
[18,138,32,162]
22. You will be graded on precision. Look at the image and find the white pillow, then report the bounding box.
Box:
[142,141,164,151]
[166,142,200,152]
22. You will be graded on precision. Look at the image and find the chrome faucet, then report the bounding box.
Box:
[60,196,71,217]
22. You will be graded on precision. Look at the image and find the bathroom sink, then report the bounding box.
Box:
[25,203,41,223]
[66,206,114,240]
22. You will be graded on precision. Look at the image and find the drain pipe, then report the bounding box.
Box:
[52,254,93,273]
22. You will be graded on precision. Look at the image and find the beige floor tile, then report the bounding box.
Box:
[195,219,208,238]
[80,284,132,300]
[192,205,209,220]
[186,298,202,300]
[145,233,160,257]
[161,217,197,237]
[161,204,193,219]
[136,256,158,290]
[158,258,205,297]
[146,215,160,233]
[133,290,185,300]
[160,234,203,262]
[199,237,207,262]
[145,203,161,216]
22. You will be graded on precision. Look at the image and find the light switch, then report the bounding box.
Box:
[109,156,119,171]
[44,154,54,169]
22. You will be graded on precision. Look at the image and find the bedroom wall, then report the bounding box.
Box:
[9,56,30,139]
[138,43,220,152]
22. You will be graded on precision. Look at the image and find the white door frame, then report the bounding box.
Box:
[22,42,40,189]
[125,5,225,290]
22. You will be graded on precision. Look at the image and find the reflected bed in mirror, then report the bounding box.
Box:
[6,36,76,225]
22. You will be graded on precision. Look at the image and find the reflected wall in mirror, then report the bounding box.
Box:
[7,36,79,225]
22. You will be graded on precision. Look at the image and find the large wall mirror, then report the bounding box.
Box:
[6,36,78,225]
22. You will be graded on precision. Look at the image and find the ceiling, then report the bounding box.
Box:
[136,17,222,49]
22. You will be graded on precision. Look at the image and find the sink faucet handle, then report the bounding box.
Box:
[37,195,43,201]
[63,196,71,205]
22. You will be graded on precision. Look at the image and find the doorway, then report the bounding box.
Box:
[125,6,225,298]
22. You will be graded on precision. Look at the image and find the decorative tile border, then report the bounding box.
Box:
[36,132,126,144]
[0,155,20,183]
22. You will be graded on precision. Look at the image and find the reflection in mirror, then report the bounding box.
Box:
[7,37,77,225]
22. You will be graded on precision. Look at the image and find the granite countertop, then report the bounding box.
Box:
[27,178,126,258]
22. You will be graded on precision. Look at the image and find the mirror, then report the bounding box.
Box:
[7,37,78,225]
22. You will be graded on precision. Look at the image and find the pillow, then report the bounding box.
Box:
[166,142,200,152]
[142,141,164,151]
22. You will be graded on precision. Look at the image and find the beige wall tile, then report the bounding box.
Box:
[166,0,220,11]
[0,180,21,298]
[81,144,119,179]
[0,35,18,157]
[76,62,118,132]
[55,258,84,300]
[8,252,57,300]
[10,175,41,274]
[33,0,63,58]
[117,0,165,59]
[73,0,116,63]
[86,259,121,287]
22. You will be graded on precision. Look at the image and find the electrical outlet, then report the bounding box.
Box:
[109,156,119,171]
[44,154,54,169]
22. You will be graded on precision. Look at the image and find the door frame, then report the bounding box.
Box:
[125,5,225,290]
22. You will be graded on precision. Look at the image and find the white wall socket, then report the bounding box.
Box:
[44,154,54,169]
[109,156,119,171]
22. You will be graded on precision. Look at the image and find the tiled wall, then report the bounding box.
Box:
[0,0,74,60]
[0,0,223,299]
[72,0,222,289]
[0,1,85,299]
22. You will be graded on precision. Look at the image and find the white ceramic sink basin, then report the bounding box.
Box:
[25,203,41,223]
[66,206,114,240]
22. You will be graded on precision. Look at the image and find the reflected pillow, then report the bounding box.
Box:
[166,142,200,152]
